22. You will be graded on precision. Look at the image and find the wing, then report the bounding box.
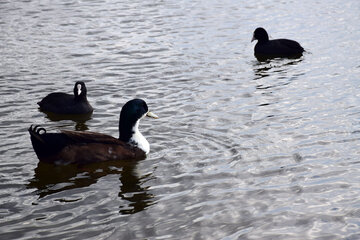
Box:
[61,130,121,144]
[277,39,304,51]
[57,142,146,164]
[38,93,73,106]
[58,130,146,163]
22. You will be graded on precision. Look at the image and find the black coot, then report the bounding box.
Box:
[252,27,304,60]
[38,81,93,114]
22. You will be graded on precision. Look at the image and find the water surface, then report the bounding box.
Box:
[1,0,360,239]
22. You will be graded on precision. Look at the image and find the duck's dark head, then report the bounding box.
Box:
[119,99,158,153]
[73,81,87,99]
[252,27,269,43]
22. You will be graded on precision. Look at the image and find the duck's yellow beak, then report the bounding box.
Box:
[146,111,159,119]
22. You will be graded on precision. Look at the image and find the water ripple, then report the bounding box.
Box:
[1,0,360,239]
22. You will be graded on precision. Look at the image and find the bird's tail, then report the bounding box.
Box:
[28,125,47,144]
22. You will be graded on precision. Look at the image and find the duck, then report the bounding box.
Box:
[38,81,93,114]
[29,99,158,164]
[251,27,304,59]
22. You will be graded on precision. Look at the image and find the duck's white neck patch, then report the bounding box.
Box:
[129,118,150,154]
[77,84,82,96]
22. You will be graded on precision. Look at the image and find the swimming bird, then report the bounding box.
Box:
[251,27,304,59]
[38,81,93,114]
[29,99,158,164]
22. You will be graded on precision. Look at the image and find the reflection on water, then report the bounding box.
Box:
[74,121,89,131]
[118,164,155,214]
[253,57,304,80]
[27,161,154,214]
[27,162,99,198]
[40,110,92,131]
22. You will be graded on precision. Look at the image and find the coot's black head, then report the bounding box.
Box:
[73,81,87,99]
[119,99,158,142]
[252,27,269,43]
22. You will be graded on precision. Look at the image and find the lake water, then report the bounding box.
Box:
[1,0,360,239]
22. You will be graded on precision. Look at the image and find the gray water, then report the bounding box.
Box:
[1,0,360,239]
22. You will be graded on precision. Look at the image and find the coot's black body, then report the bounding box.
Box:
[38,81,93,114]
[252,27,304,60]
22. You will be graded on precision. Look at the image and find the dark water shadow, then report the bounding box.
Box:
[252,57,304,81]
[39,109,92,131]
[27,160,155,215]
[118,163,155,214]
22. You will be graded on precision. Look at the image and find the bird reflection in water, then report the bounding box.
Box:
[118,164,155,214]
[27,160,155,215]
[40,111,92,131]
[253,57,304,81]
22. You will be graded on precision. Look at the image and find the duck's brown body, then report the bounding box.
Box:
[29,126,146,164]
